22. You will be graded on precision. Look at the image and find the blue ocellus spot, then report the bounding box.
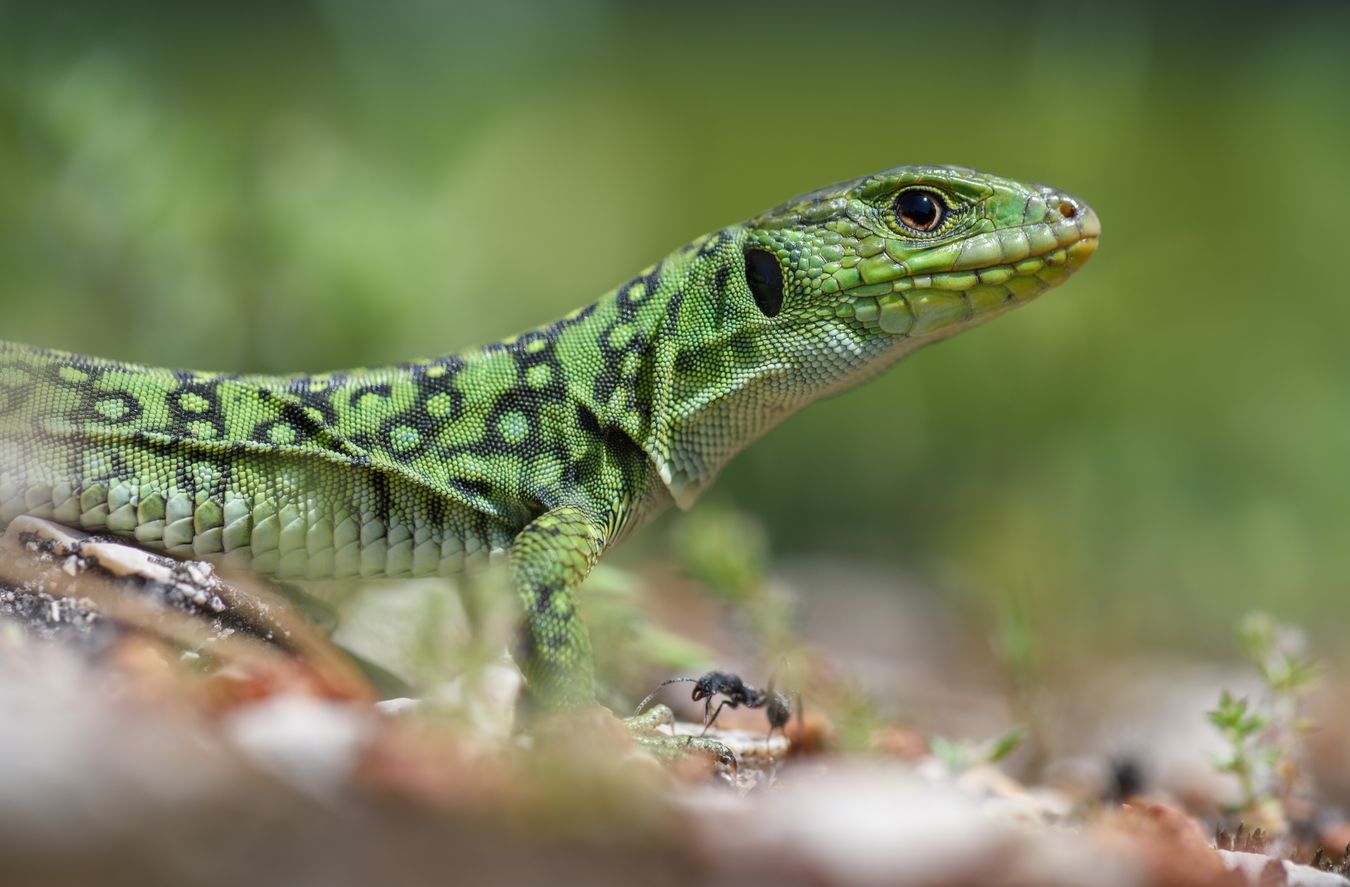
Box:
[498,411,529,445]
[390,424,422,452]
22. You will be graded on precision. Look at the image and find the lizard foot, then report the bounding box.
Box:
[623,703,739,772]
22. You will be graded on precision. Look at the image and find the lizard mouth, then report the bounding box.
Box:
[837,204,1100,338]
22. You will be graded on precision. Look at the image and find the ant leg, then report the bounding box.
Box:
[700,699,732,736]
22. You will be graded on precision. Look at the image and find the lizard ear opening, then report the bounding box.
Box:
[743,249,784,318]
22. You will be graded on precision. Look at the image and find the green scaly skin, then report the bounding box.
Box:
[0,165,1099,709]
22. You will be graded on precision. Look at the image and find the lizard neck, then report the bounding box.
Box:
[553,227,813,510]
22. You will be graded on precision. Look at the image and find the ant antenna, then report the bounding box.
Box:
[633,676,697,717]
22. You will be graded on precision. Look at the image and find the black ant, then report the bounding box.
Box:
[635,670,792,737]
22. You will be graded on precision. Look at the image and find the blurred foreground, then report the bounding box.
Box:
[5,514,1350,887]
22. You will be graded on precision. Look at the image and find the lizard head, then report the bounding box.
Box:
[621,165,1099,507]
[737,164,1099,363]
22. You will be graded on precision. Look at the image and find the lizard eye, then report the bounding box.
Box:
[744,249,784,318]
[894,189,946,233]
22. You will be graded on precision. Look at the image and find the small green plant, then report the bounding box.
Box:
[930,724,1027,772]
[670,503,771,606]
[1208,612,1320,832]
[669,503,798,677]
[1208,690,1272,819]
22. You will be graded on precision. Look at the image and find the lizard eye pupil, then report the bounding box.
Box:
[895,189,945,233]
[744,249,784,318]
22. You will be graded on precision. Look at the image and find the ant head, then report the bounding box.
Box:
[692,671,740,700]
[632,671,745,717]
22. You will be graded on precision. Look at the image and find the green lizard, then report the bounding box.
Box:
[0,165,1098,711]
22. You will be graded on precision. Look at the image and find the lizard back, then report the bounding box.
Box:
[0,328,653,578]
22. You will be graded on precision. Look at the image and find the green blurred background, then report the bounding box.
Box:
[2,1,1348,664]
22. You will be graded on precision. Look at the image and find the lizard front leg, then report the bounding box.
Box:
[510,505,736,768]
[509,504,609,710]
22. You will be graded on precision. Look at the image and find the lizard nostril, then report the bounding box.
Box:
[1057,200,1077,220]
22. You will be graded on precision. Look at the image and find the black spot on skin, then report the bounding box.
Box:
[251,386,341,448]
[674,347,703,374]
[278,378,342,427]
[425,495,446,530]
[450,478,494,500]
[729,336,756,360]
[664,287,686,325]
[502,335,564,402]
[508,332,555,365]
[534,582,561,612]
[470,512,493,545]
[255,380,374,460]
[697,229,731,258]
[0,363,41,415]
[347,382,392,410]
[611,264,665,323]
[347,359,465,463]
[371,471,393,527]
[536,303,597,340]
[137,436,231,501]
[252,418,302,447]
[165,381,225,440]
[559,460,581,488]
[73,390,143,426]
[576,404,602,437]
[374,414,432,463]
[43,358,104,388]
[471,386,542,455]
[714,265,731,295]
[591,285,656,417]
